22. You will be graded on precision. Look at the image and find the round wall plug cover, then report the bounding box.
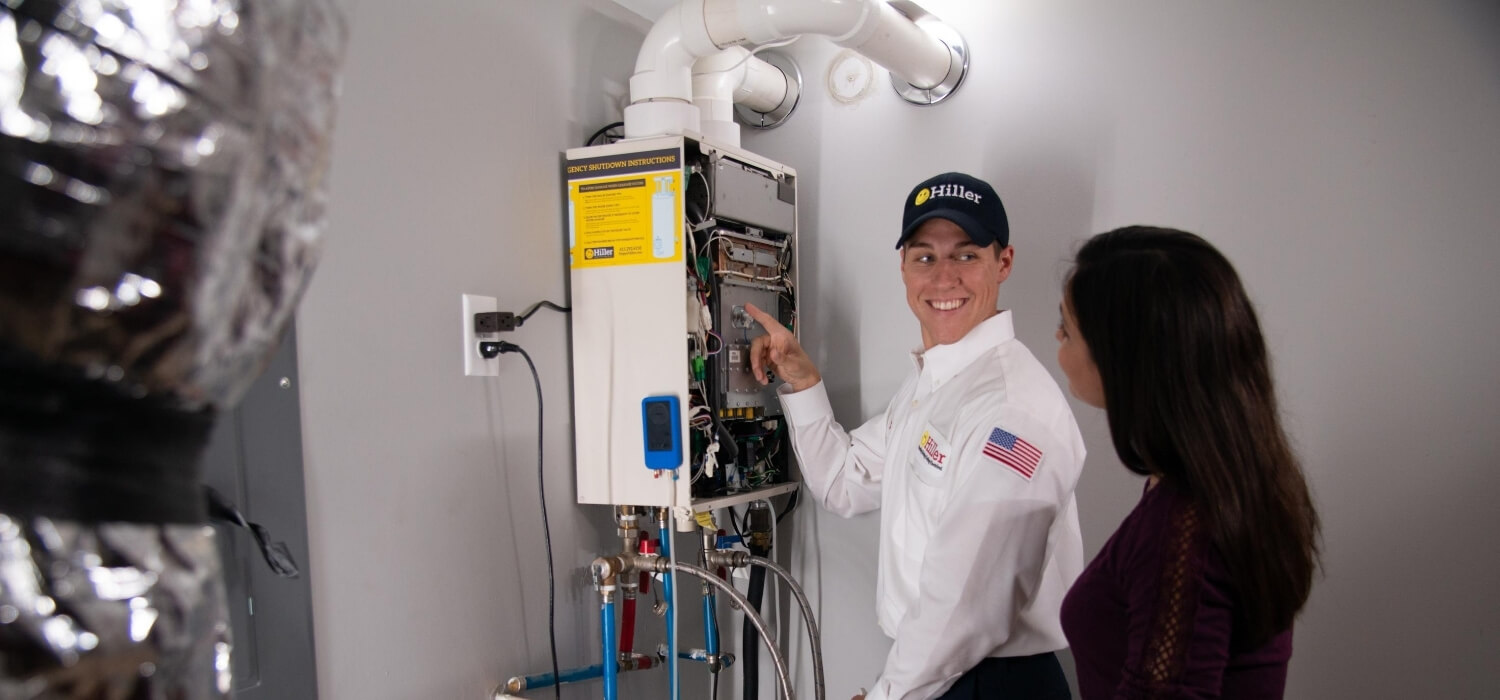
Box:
[827,49,876,104]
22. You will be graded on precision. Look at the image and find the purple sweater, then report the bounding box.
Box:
[1060,481,1293,699]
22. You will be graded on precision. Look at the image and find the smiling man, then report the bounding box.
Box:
[747,172,1086,700]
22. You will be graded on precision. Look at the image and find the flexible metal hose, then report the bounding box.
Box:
[660,561,795,700]
[750,556,825,700]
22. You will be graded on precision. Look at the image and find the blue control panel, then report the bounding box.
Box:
[641,395,682,470]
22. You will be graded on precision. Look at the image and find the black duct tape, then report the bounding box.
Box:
[0,350,213,524]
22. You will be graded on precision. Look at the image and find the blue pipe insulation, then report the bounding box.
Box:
[511,657,654,692]
[703,590,719,657]
[602,599,618,700]
[661,524,678,700]
[518,664,605,690]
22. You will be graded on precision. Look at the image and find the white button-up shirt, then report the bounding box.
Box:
[779,311,1085,700]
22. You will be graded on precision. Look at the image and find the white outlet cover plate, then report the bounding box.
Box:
[462,293,499,376]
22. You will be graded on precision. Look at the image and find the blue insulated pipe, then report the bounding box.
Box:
[704,589,719,658]
[661,524,679,700]
[602,597,618,700]
[518,664,605,690]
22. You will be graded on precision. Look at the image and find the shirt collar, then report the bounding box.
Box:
[909,310,1016,388]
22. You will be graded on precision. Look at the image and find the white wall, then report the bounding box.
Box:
[740,1,1500,699]
[294,0,1500,698]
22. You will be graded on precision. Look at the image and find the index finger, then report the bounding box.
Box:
[749,334,771,385]
[744,303,787,336]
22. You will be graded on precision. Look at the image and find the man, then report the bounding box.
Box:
[746,172,1086,699]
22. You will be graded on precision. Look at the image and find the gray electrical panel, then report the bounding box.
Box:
[712,157,796,235]
[201,329,318,699]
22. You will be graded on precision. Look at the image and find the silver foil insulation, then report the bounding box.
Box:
[1,0,346,411]
[1,0,346,697]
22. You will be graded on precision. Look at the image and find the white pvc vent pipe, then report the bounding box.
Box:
[691,47,789,147]
[625,0,959,140]
[704,0,950,89]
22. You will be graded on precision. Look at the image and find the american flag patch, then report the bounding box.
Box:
[983,427,1043,480]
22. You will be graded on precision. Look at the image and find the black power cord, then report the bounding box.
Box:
[492,341,560,700]
[710,597,722,700]
[585,121,625,147]
[519,300,570,325]
[777,488,799,524]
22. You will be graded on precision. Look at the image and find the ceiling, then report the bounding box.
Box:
[608,0,678,23]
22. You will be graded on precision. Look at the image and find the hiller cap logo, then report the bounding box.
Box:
[919,182,983,206]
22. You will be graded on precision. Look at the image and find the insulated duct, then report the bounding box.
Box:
[626,0,968,140]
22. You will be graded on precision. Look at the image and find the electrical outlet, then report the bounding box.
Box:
[474,311,517,333]
[462,293,499,377]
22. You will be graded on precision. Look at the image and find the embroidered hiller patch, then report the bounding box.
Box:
[918,430,948,470]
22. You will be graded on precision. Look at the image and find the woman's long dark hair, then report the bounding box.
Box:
[1068,226,1320,646]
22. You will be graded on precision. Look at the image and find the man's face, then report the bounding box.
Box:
[899,218,1013,349]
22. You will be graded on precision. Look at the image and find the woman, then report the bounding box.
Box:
[1055,227,1320,698]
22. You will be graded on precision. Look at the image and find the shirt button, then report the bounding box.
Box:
[911,400,919,407]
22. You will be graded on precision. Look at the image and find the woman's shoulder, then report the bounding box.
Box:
[1106,480,1209,571]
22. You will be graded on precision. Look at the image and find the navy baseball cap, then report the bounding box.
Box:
[896,172,1009,249]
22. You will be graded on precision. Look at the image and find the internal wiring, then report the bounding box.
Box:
[699,230,726,261]
[691,169,712,221]
[716,269,785,283]
[689,403,715,429]
[706,233,790,285]
[688,403,719,484]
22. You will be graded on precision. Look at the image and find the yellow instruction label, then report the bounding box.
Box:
[565,148,683,269]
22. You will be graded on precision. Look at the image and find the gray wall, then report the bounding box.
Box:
[741,1,1500,699]
[295,0,1500,698]
[297,1,670,698]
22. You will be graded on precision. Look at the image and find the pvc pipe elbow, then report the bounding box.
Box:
[628,0,719,137]
[694,51,747,96]
[692,48,794,144]
[632,0,718,93]
[693,47,750,120]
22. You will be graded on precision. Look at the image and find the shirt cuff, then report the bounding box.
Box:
[776,379,833,425]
